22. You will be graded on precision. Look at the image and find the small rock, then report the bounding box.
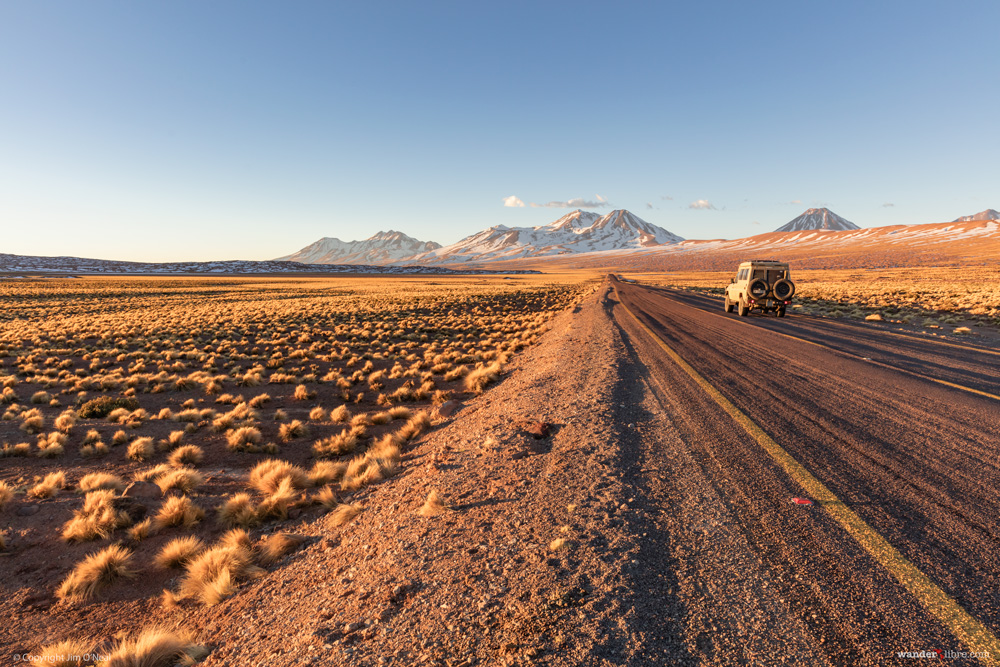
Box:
[436,400,464,418]
[122,481,161,499]
[16,505,40,516]
[520,421,551,438]
[511,450,529,460]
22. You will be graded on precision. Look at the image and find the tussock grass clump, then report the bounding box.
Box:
[168,444,203,467]
[36,432,67,458]
[56,544,135,601]
[313,485,339,511]
[128,517,154,543]
[278,419,308,442]
[0,479,16,510]
[329,502,362,526]
[255,477,298,521]
[111,429,128,446]
[329,404,350,422]
[293,384,315,400]
[157,430,186,452]
[153,496,205,530]
[54,411,76,433]
[464,362,502,394]
[248,459,310,494]
[308,460,347,486]
[308,406,327,421]
[155,536,205,569]
[218,492,259,528]
[226,426,262,452]
[256,532,306,566]
[29,471,67,499]
[155,468,204,495]
[172,529,264,606]
[312,429,360,458]
[31,390,53,404]
[418,489,451,517]
[37,639,96,666]
[104,627,208,666]
[62,489,133,542]
[127,437,155,462]
[78,472,124,492]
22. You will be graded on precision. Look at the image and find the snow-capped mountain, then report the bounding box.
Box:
[952,209,999,222]
[276,230,441,265]
[412,209,684,264]
[775,208,860,232]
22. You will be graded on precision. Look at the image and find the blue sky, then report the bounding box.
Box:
[1,1,997,261]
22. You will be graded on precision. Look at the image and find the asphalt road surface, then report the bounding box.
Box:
[608,276,1000,666]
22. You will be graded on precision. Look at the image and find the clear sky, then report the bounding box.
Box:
[1,1,997,261]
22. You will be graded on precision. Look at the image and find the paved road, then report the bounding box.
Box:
[609,276,1000,666]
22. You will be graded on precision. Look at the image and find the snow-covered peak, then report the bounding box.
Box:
[775,208,860,232]
[276,230,441,265]
[409,209,683,264]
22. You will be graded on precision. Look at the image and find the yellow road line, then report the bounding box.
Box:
[614,286,1000,664]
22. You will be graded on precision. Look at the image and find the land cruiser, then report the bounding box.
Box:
[724,260,796,317]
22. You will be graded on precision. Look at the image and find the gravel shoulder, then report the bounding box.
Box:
[177,278,677,666]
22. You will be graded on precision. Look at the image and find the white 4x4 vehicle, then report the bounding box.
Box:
[724,260,796,317]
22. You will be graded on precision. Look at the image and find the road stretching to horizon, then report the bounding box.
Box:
[608,276,1000,665]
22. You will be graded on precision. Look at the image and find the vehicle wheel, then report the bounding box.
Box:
[724,295,734,313]
[773,279,795,300]
[748,278,769,300]
[777,306,786,318]
[738,297,749,317]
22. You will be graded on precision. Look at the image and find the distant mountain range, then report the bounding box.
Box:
[774,208,859,232]
[952,209,1000,222]
[276,230,441,265]
[3,207,995,275]
[275,206,999,268]
[0,254,534,276]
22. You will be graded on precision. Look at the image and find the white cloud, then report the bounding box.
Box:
[502,195,525,208]
[689,199,715,210]
[529,196,610,209]
[790,199,802,204]
[646,202,654,209]
[882,202,894,207]
[660,195,673,201]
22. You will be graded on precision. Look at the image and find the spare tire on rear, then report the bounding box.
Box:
[773,279,795,300]
[748,278,769,299]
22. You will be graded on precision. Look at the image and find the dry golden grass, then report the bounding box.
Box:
[256,532,306,566]
[329,502,362,526]
[173,529,264,606]
[57,544,136,601]
[127,437,155,462]
[78,472,125,492]
[418,489,451,517]
[104,627,207,666]
[218,492,259,528]
[36,639,96,666]
[154,536,205,569]
[29,471,67,499]
[154,468,204,495]
[168,444,203,467]
[62,489,133,542]
[0,274,590,617]
[248,459,310,493]
[153,496,205,530]
[0,479,14,510]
